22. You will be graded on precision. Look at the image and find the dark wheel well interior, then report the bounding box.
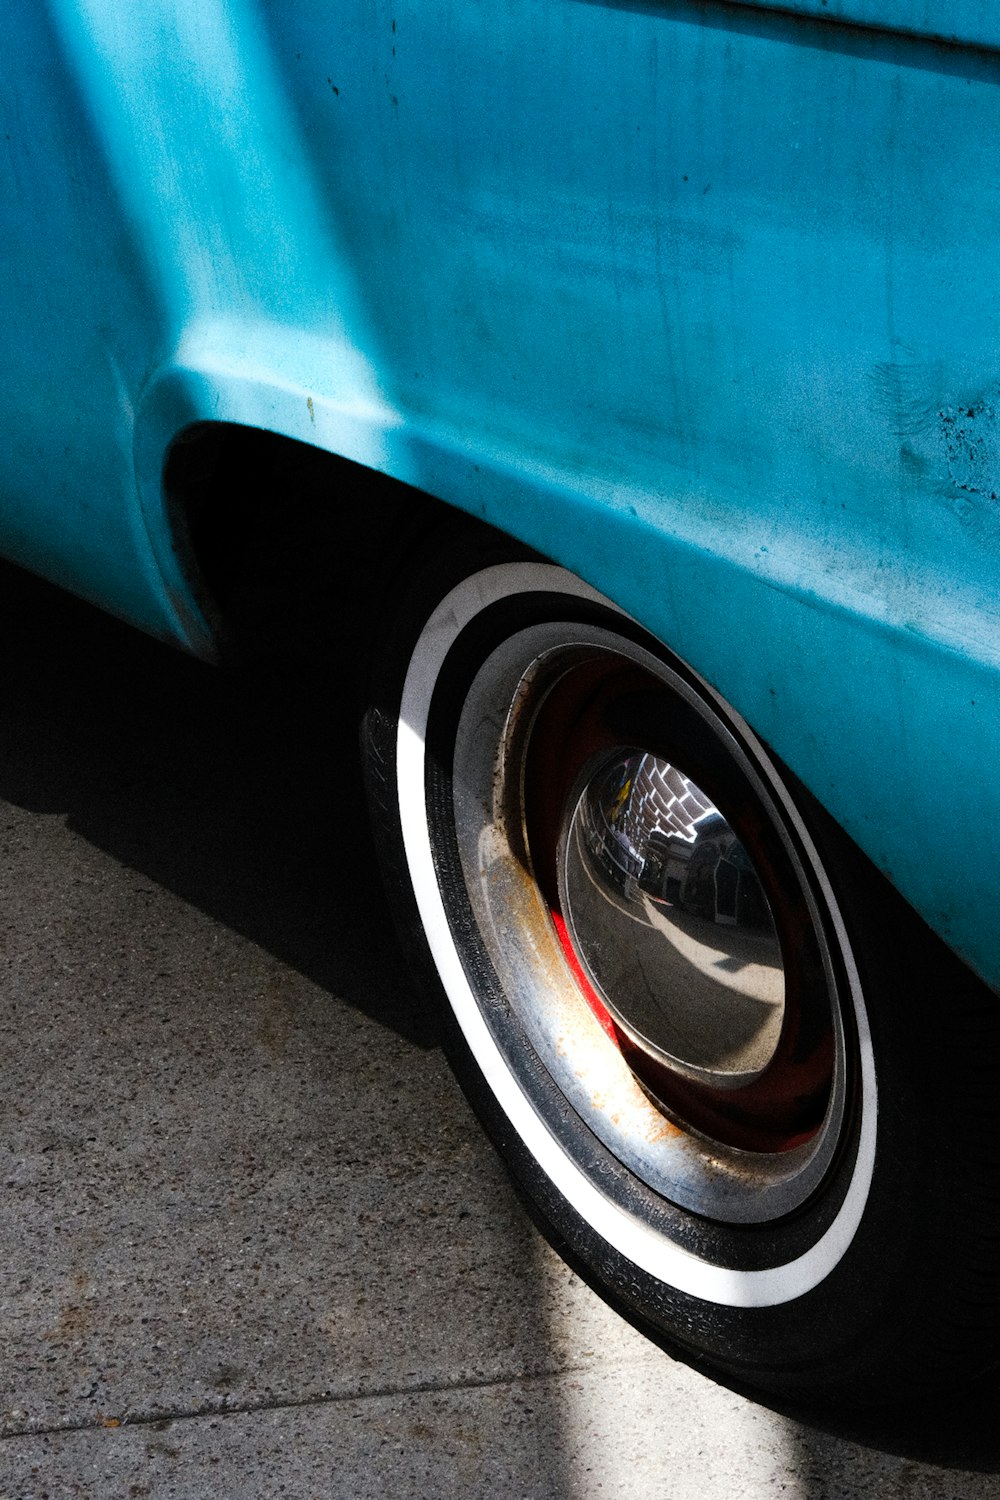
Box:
[163,422,447,691]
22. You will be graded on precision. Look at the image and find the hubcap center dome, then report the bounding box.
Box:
[560,751,786,1087]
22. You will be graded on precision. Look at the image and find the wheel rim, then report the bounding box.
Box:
[451,621,849,1223]
[397,562,876,1299]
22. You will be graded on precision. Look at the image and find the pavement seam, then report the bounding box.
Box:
[0,1361,622,1445]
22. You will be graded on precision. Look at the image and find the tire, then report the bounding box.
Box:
[362,521,1000,1405]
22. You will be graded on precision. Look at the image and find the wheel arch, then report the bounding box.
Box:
[138,350,1000,993]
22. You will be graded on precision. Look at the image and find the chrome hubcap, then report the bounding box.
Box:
[449,619,849,1224]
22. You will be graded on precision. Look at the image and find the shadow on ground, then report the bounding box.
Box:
[0,556,431,1047]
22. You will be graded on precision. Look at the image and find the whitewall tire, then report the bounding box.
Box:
[362,524,1000,1403]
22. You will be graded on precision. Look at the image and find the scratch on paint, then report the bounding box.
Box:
[874,361,1000,510]
[938,398,1000,502]
[306,396,315,424]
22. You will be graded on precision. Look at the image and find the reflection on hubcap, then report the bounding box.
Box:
[561,753,785,1087]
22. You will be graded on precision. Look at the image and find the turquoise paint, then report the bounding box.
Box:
[4,0,1000,986]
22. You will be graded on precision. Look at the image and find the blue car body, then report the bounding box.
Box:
[3,0,1000,989]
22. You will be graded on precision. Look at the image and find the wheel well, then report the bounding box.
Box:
[162,422,450,687]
